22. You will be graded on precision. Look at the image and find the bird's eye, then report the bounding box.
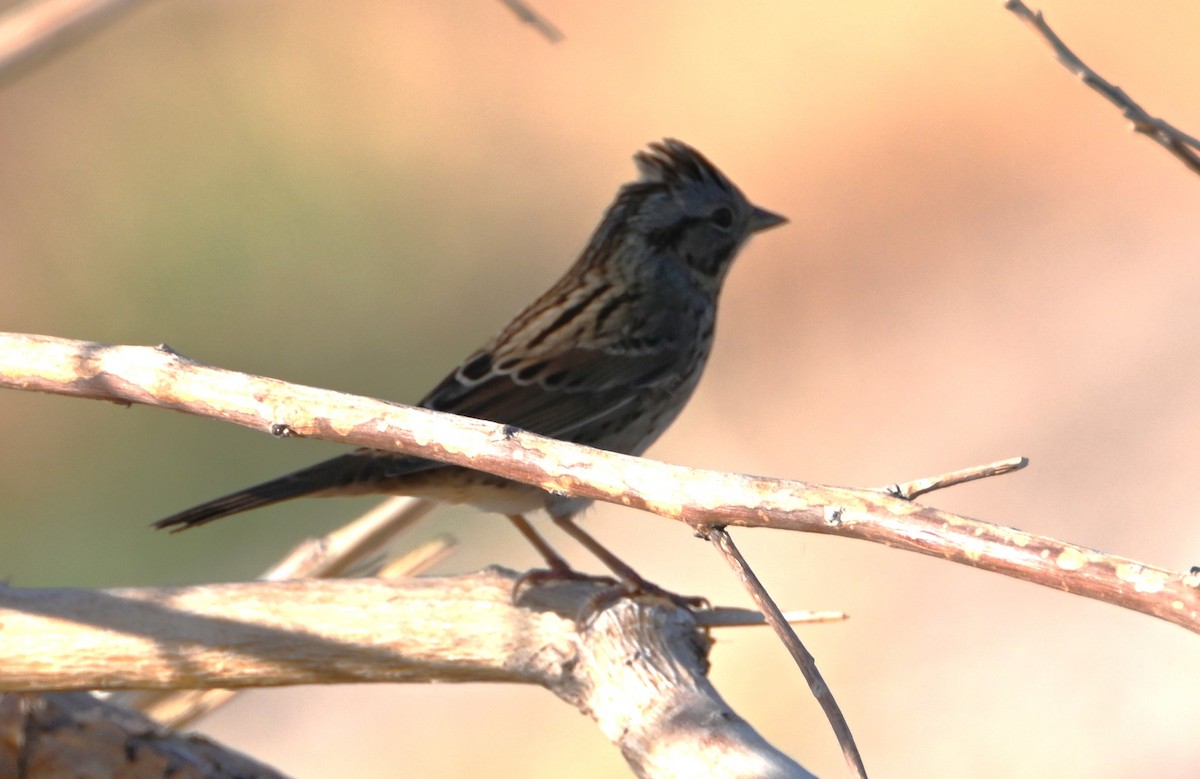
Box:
[710,207,734,229]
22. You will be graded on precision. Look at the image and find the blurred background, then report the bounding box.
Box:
[3,0,1200,776]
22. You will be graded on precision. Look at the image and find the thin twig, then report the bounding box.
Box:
[878,456,1028,501]
[497,0,563,43]
[706,527,868,779]
[1005,0,1200,177]
[0,0,564,87]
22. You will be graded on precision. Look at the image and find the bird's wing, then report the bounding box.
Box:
[418,342,687,444]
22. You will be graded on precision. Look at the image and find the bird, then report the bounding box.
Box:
[155,139,786,592]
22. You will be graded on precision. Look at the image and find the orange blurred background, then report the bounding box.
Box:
[3,1,1200,776]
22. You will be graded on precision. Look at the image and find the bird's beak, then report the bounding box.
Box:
[748,205,788,234]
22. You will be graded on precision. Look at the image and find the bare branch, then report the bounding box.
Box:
[707,527,867,779]
[2,332,1197,634]
[1005,0,1200,177]
[0,572,814,778]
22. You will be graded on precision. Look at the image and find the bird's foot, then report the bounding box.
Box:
[588,576,709,612]
[511,565,706,619]
[511,564,619,602]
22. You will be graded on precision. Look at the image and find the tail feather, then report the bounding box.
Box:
[153,451,437,532]
[153,475,315,532]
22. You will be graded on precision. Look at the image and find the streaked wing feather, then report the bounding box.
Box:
[418,344,684,443]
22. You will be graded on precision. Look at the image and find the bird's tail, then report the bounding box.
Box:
[153,451,434,532]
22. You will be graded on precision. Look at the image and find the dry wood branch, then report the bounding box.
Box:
[2,332,1196,633]
[1006,0,1200,177]
[0,572,814,779]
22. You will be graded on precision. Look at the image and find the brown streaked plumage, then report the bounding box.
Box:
[155,139,786,587]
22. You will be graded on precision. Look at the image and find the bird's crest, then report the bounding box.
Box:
[634,139,733,195]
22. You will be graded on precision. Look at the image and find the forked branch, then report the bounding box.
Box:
[0,571,815,779]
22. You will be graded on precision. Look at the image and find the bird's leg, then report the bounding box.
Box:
[507,514,619,601]
[506,514,575,575]
[550,514,707,609]
[549,514,645,584]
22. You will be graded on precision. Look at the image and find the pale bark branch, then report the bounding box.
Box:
[3,332,1197,633]
[0,0,152,83]
[0,572,815,779]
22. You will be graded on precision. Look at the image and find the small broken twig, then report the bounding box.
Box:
[879,456,1028,501]
[693,608,847,628]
